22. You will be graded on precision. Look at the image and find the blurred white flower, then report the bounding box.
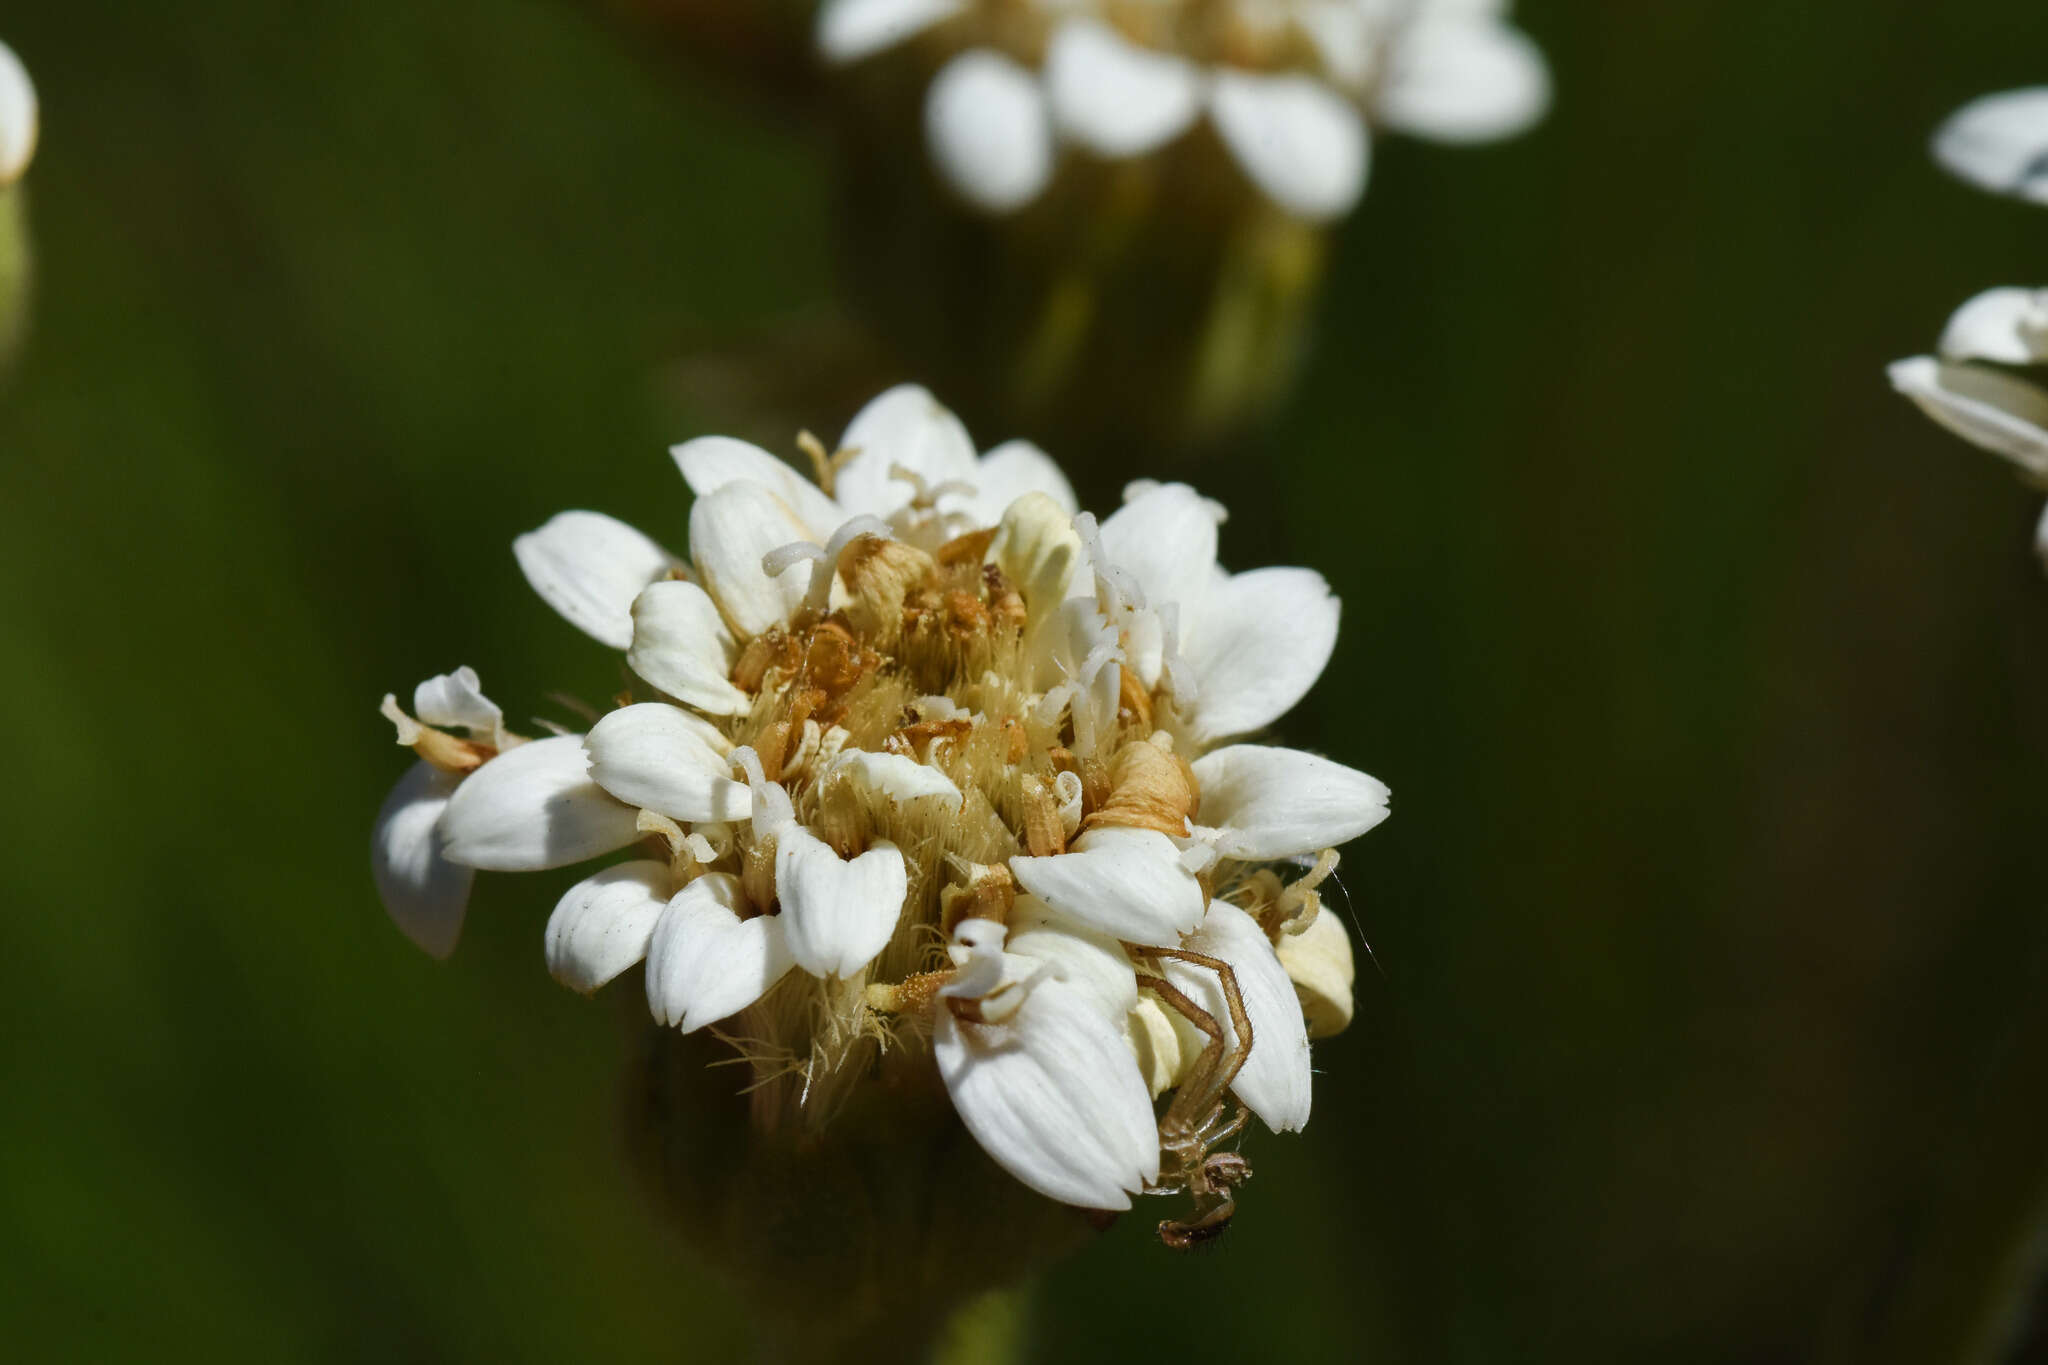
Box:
[1933,86,2048,206]
[0,40,33,187]
[817,0,1549,221]
[369,385,1388,1239]
[1890,88,2048,568]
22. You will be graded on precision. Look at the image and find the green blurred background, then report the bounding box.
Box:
[5,1,2047,1360]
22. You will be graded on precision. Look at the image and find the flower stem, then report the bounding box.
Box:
[629,1025,1097,1364]
[929,1285,1032,1365]
[1821,946,2048,1364]
[0,183,28,371]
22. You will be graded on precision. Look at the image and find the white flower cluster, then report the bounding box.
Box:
[1889,88,2048,567]
[371,384,1387,1240]
[818,0,1549,220]
[0,40,35,187]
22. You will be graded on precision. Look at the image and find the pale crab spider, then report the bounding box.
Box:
[1125,942,1256,1251]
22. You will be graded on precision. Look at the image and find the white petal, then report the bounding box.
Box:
[439,733,641,871]
[1044,18,1202,158]
[827,748,963,806]
[370,761,473,959]
[834,383,982,521]
[1182,567,1339,742]
[1374,17,1551,144]
[936,977,1160,1209]
[0,41,38,185]
[410,666,502,739]
[991,492,1085,621]
[670,435,847,542]
[775,827,907,977]
[1275,907,1356,1039]
[1191,745,1391,861]
[689,481,817,639]
[626,579,750,716]
[645,873,797,1032]
[1010,826,1206,944]
[1208,71,1369,223]
[2036,502,2048,573]
[816,0,965,65]
[967,440,1080,525]
[1298,0,1374,93]
[584,703,752,822]
[924,49,1055,215]
[1933,87,2048,206]
[1889,356,2048,476]
[545,860,671,993]
[1125,996,1184,1099]
[514,511,681,650]
[1007,895,1140,1019]
[1937,287,2048,366]
[1097,481,1223,630]
[1163,901,1312,1132]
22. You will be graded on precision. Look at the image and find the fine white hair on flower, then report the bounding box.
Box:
[0,40,34,187]
[814,0,1549,220]
[364,384,1389,1240]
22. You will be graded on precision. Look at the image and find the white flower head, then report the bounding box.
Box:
[0,40,34,188]
[817,0,1548,221]
[367,384,1388,1244]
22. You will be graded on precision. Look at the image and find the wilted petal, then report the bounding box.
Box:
[670,435,846,542]
[0,41,34,185]
[689,481,818,639]
[1937,287,2048,366]
[1374,17,1552,144]
[776,826,908,977]
[1191,745,1390,861]
[924,49,1055,215]
[627,579,749,716]
[1163,901,1312,1132]
[834,383,982,521]
[1097,481,1223,629]
[936,977,1160,1209]
[584,703,752,822]
[439,733,641,871]
[646,873,796,1032]
[1182,567,1340,742]
[1209,71,1368,223]
[1010,825,1206,944]
[816,0,965,65]
[411,666,502,739]
[967,440,1080,526]
[1933,87,2048,205]
[1275,907,1356,1039]
[1889,356,2048,476]
[1044,18,1202,157]
[370,761,473,959]
[514,511,681,650]
[545,860,671,993]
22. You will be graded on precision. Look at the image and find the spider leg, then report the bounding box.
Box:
[1129,943,1254,1110]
